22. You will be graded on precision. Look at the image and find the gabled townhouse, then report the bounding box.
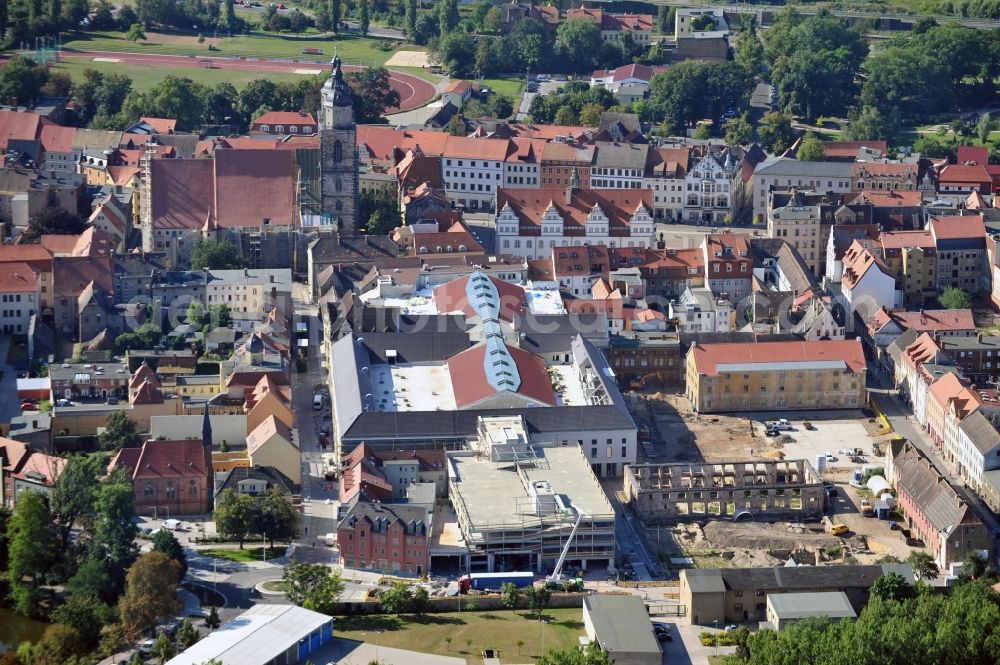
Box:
[876,230,936,306]
[500,0,559,38]
[337,500,431,575]
[752,157,854,221]
[861,307,975,377]
[622,247,704,301]
[590,142,648,189]
[956,409,1000,494]
[0,262,41,335]
[566,7,654,43]
[643,146,689,221]
[246,415,300,485]
[928,214,987,294]
[670,286,733,333]
[551,244,611,296]
[897,332,950,418]
[839,240,898,319]
[886,439,993,569]
[766,193,822,276]
[702,233,752,304]
[825,224,880,283]
[842,190,926,230]
[590,64,657,104]
[539,141,594,188]
[495,184,655,259]
[441,136,509,211]
[250,111,318,136]
[684,149,741,224]
[924,372,979,453]
[853,161,920,193]
[108,437,212,517]
[937,334,1000,384]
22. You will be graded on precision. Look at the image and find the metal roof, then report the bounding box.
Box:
[165,604,331,665]
[584,595,661,654]
[767,591,857,620]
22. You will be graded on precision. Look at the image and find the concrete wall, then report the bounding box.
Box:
[150,414,248,447]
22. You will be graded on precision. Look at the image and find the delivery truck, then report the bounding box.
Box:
[458,571,534,593]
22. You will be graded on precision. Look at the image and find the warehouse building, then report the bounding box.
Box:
[764,592,857,632]
[165,604,333,665]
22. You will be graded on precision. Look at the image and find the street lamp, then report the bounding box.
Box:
[262,533,267,562]
[540,620,548,656]
[713,619,719,656]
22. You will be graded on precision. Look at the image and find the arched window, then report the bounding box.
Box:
[189,480,198,498]
[144,483,154,497]
[335,178,343,193]
[335,201,343,211]
[166,482,176,499]
[333,141,343,163]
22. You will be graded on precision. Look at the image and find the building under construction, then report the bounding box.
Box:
[446,416,617,574]
[624,459,826,524]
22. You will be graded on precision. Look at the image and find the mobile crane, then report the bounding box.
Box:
[545,505,586,591]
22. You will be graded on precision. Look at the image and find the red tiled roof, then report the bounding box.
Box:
[433,273,525,322]
[845,190,924,207]
[107,165,140,186]
[447,342,555,408]
[938,164,991,185]
[879,230,934,250]
[357,126,450,161]
[891,309,975,333]
[38,124,75,153]
[213,149,295,228]
[841,243,888,290]
[252,111,317,128]
[130,379,163,405]
[443,135,512,161]
[497,187,652,235]
[552,245,610,277]
[957,146,989,165]
[902,332,942,369]
[611,63,654,82]
[928,372,980,416]
[0,110,44,150]
[0,262,39,292]
[692,339,867,376]
[929,215,986,240]
[150,158,216,230]
[14,452,66,486]
[443,80,475,95]
[52,256,113,297]
[130,362,160,389]
[111,439,208,480]
[821,140,887,159]
[139,117,177,134]
[246,414,293,456]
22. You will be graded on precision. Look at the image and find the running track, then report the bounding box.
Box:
[61,49,437,112]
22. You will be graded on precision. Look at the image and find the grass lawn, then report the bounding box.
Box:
[335,608,585,663]
[482,77,525,99]
[260,580,289,592]
[393,65,443,84]
[200,546,287,563]
[51,57,308,91]
[60,29,422,67]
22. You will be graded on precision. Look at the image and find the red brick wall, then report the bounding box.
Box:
[337,520,429,575]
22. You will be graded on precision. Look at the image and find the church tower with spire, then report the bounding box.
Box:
[319,55,359,233]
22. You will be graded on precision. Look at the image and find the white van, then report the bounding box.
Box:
[162,518,181,531]
[313,393,324,410]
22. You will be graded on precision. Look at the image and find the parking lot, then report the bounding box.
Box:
[755,416,884,474]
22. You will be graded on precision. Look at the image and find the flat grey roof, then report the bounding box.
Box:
[768,591,857,620]
[584,595,661,654]
[450,447,614,529]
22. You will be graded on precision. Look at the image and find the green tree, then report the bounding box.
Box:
[410,586,431,616]
[21,206,86,243]
[206,605,221,628]
[359,0,370,35]
[655,5,673,35]
[870,571,914,602]
[735,21,764,78]
[152,529,188,577]
[190,239,245,270]
[6,492,58,617]
[258,485,300,547]
[797,135,826,161]
[578,103,604,128]
[555,20,602,73]
[223,0,236,31]
[214,489,256,548]
[127,22,146,42]
[524,585,551,621]
[282,560,345,614]
[694,123,713,140]
[203,82,239,125]
[187,299,207,327]
[90,469,140,598]
[346,66,402,123]
[554,106,578,126]
[959,551,993,580]
[489,94,514,121]
[437,0,458,35]
[176,618,200,649]
[845,105,897,144]
[115,323,163,352]
[66,557,114,604]
[50,453,102,550]
[500,582,521,609]
[328,0,341,32]
[483,6,500,33]
[99,411,143,452]
[0,57,48,106]
[118,552,183,638]
[151,631,175,664]
[404,0,416,40]
[906,551,939,581]
[646,60,754,133]
[27,624,87,665]
[208,304,232,329]
[51,593,116,644]
[724,113,753,145]
[757,111,795,154]
[434,31,476,78]
[379,582,413,615]
[537,643,614,665]
[939,287,972,310]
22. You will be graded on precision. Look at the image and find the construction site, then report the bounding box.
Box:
[446,417,617,575]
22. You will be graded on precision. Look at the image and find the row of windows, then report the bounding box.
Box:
[143,480,199,498]
[0,294,29,303]
[502,238,647,249]
[444,170,500,180]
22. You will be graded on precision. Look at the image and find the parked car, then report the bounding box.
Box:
[849,479,865,489]
[725,624,739,632]
[56,398,72,406]
[19,402,38,411]
[106,396,119,405]
[803,421,815,430]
